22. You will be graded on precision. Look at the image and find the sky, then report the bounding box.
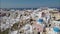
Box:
[0,0,60,8]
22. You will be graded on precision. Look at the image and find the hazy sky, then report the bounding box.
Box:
[0,0,60,8]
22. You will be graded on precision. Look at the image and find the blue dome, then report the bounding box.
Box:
[37,19,43,23]
[53,27,60,32]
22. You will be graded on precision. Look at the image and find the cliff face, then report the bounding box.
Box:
[0,8,60,34]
